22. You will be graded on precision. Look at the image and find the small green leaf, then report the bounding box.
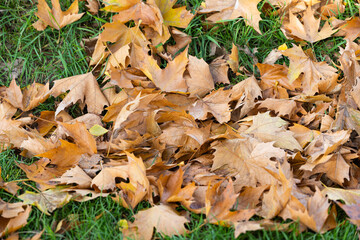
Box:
[89,124,108,136]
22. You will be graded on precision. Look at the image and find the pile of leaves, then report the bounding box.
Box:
[2,0,360,238]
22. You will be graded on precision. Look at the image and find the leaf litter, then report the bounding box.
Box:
[2,0,360,239]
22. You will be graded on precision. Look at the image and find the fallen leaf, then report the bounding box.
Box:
[33,0,84,30]
[211,137,285,187]
[201,0,262,33]
[282,6,336,43]
[245,112,302,151]
[0,205,31,238]
[126,204,189,240]
[50,72,109,116]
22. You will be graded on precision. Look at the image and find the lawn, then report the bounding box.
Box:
[1,0,360,239]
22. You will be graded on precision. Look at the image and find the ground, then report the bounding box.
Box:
[0,0,359,239]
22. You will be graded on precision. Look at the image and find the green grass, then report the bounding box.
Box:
[1,0,360,239]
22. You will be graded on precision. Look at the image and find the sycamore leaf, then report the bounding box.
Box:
[185,56,215,97]
[245,112,302,151]
[0,205,31,238]
[50,72,109,116]
[112,2,163,34]
[188,88,232,123]
[337,202,360,227]
[53,166,92,189]
[336,17,360,41]
[85,0,100,14]
[152,0,194,28]
[131,45,188,93]
[3,80,50,112]
[33,0,84,30]
[167,28,192,55]
[101,0,140,12]
[201,0,262,33]
[126,204,189,240]
[211,137,285,187]
[281,45,338,95]
[282,6,336,43]
[0,200,25,219]
[205,180,255,224]
[323,187,360,205]
[227,43,239,72]
[285,188,331,232]
[158,168,196,209]
[19,189,72,215]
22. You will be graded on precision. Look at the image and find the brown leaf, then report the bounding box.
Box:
[167,28,192,55]
[245,112,302,151]
[19,189,72,215]
[126,204,189,240]
[185,56,215,97]
[188,88,232,123]
[205,180,256,224]
[209,57,230,84]
[211,137,285,187]
[153,0,194,28]
[3,80,50,111]
[0,205,31,238]
[131,45,188,93]
[281,45,338,95]
[33,0,84,30]
[282,6,336,43]
[50,72,109,116]
[85,0,99,14]
[201,0,262,33]
[284,188,331,232]
[158,168,196,209]
[336,17,360,41]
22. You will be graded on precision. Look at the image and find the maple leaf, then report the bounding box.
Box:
[209,57,230,84]
[152,0,194,28]
[230,76,262,119]
[185,56,215,97]
[0,203,31,238]
[282,6,336,43]
[322,187,360,205]
[245,112,302,151]
[257,63,300,91]
[284,188,332,232]
[310,151,351,185]
[167,28,192,55]
[158,168,196,209]
[50,72,109,116]
[101,0,140,12]
[281,45,338,95]
[337,202,360,228]
[19,189,72,215]
[131,45,188,93]
[53,165,92,189]
[3,80,50,112]
[112,2,163,34]
[0,168,20,195]
[205,180,256,224]
[227,43,239,72]
[302,130,350,166]
[125,204,189,240]
[85,0,100,14]
[201,0,262,33]
[188,88,232,123]
[33,0,84,30]
[211,137,285,187]
[336,17,360,41]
